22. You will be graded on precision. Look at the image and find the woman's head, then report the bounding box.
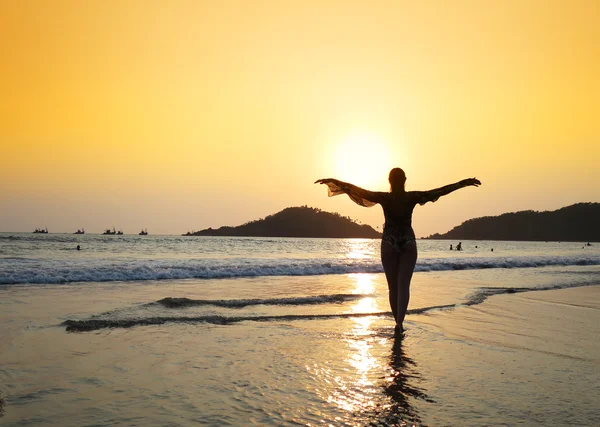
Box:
[389,168,406,193]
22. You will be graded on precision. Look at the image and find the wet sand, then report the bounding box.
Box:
[412,285,600,426]
[1,278,599,426]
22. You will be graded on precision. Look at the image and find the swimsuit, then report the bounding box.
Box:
[382,230,416,252]
[380,194,419,253]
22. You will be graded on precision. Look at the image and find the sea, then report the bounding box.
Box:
[1,233,599,426]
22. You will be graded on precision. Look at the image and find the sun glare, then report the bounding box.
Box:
[334,132,392,189]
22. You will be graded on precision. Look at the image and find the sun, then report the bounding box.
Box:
[333,131,393,189]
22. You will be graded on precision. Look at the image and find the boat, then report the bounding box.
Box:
[116,230,124,235]
[74,228,85,235]
[33,227,48,234]
[139,228,148,236]
[102,227,116,235]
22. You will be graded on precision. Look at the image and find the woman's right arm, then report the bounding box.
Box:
[315,178,386,207]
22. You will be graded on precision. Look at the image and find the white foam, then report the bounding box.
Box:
[2,254,600,285]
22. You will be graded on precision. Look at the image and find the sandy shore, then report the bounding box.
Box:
[410,285,600,426]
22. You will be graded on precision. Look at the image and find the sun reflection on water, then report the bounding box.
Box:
[351,273,375,295]
[344,238,377,260]
[325,273,385,413]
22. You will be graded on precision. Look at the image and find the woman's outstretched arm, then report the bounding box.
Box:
[315,178,386,207]
[415,178,481,205]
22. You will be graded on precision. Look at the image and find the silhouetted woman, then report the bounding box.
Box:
[316,168,481,333]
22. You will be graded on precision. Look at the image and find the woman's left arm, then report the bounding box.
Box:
[415,178,481,205]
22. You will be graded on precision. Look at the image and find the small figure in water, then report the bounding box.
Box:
[76,245,81,251]
[491,248,494,252]
[449,244,453,250]
[316,169,481,334]
[456,242,463,251]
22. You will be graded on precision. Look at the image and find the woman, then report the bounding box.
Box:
[315,168,481,333]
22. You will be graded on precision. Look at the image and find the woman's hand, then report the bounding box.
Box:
[462,178,481,187]
[314,178,334,185]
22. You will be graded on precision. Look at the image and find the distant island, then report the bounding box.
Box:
[183,206,381,238]
[426,202,600,242]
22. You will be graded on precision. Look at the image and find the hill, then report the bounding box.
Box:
[183,206,381,238]
[426,202,600,242]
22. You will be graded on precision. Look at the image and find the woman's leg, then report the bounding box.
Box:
[381,241,400,321]
[395,241,418,329]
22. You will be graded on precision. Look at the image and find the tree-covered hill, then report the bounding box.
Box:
[183,206,381,238]
[426,202,600,242]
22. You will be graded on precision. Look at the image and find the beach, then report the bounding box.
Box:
[1,235,599,426]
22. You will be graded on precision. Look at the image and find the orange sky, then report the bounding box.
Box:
[2,0,599,236]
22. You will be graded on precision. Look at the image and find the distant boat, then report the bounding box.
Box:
[102,228,116,235]
[116,230,124,235]
[33,227,48,234]
[139,228,148,236]
[74,228,85,235]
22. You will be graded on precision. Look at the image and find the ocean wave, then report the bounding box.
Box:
[0,235,23,241]
[63,312,390,331]
[62,281,599,332]
[151,293,368,309]
[0,256,37,262]
[2,255,600,285]
[0,235,83,243]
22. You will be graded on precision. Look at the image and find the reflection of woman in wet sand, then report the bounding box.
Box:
[377,336,433,425]
[316,168,481,333]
